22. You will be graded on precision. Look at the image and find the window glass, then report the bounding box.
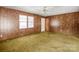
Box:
[19,15,27,29]
[28,16,34,28]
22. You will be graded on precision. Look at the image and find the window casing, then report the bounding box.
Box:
[28,16,34,28]
[19,15,27,29]
[19,15,34,29]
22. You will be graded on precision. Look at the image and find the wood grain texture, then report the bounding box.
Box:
[45,17,50,32]
[49,12,79,34]
[0,7,79,41]
[0,7,42,40]
[0,8,1,40]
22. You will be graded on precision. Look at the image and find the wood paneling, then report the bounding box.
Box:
[49,12,79,34]
[0,7,79,41]
[0,7,42,40]
[45,17,50,32]
[0,8,1,40]
[34,16,41,32]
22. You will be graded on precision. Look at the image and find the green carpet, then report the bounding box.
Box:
[0,32,79,52]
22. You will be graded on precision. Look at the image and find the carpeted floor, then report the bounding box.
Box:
[0,32,79,52]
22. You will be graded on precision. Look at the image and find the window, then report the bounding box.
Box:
[19,15,34,29]
[28,16,34,28]
[19,15,27,29]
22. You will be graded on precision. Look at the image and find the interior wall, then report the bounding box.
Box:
[0,8,1,40]
[45,17,50,32]
[0,7,79,41]
[49,12,79,34]
[0,7,41,40]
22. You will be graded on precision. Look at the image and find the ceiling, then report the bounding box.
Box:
[4,6,79,16]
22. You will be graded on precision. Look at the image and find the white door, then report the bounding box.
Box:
[41,18,45,32]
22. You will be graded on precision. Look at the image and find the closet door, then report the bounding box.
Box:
[41,18,45,32]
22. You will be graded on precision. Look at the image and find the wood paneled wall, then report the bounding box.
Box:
[45,17,50,32]
[0,7,79,41]
[49,12,79,34]
[0,7,41,40]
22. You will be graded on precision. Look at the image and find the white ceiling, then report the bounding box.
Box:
[4,6,79,16]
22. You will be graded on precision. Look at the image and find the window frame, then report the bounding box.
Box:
[27,16,34,28]
[19,15,27,29]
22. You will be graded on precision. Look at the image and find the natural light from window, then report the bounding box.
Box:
[28,16,34,28]
[19,15,27,29]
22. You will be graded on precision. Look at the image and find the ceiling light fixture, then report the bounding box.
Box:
[43,6,47,14]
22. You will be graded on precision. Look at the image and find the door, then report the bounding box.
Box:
[41,18,45,32]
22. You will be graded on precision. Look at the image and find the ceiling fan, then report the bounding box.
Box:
[43,6,47,14]
[42,6,53,15]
